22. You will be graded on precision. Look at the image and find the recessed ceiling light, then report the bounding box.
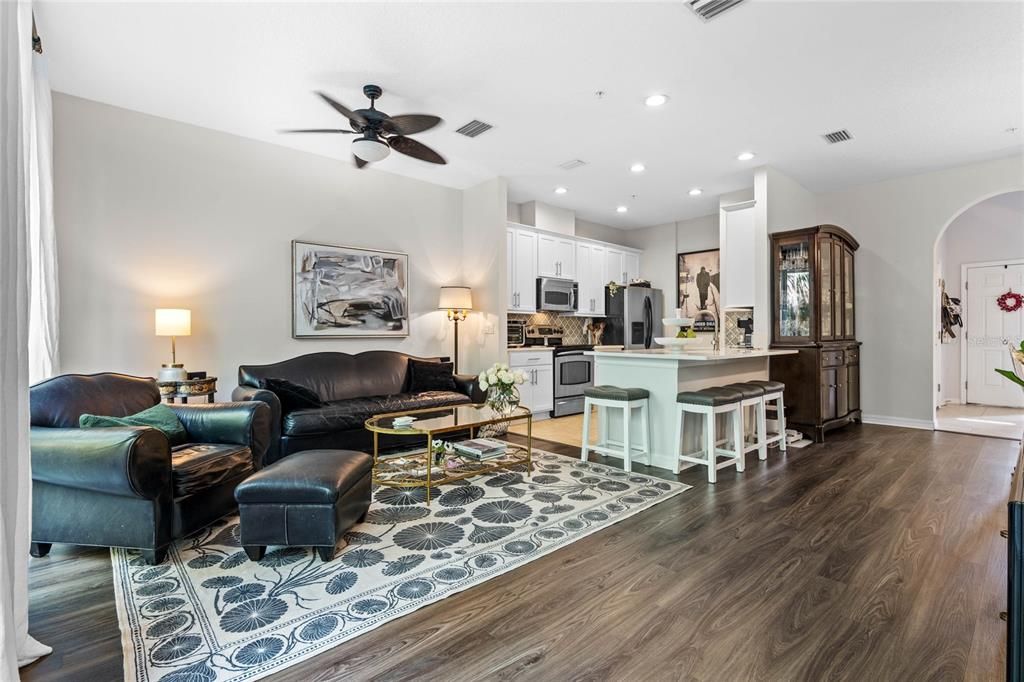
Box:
[689,188,703,196]
[630,163,646,173]
[737,151,755,161]
[616,206,628,213]
[644,94,669,107]
[554,186,568,195]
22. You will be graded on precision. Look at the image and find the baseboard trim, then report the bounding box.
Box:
[861,414,935,431]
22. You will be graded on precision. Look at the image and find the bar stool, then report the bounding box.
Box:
[581,385,651,472]
[722,382,768,461]
[747,380,787,452]
[674,387,744,483]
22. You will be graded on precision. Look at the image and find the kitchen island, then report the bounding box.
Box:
[586,347,799,471]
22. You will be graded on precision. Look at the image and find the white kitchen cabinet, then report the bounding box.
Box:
[721,205,756,308]
[574,242,606,316]
[507,227,538,312]
[537,233,576,279]
[604,248,625,285]
[623,252,640,283]
[508,350,553,415]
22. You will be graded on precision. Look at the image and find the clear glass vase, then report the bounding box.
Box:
[485,384,520,415]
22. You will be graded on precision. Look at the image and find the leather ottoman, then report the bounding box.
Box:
[235,449,372,562]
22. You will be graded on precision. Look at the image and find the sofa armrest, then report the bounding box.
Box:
[170,402,272,469]
[231,385,282,464]
[31,426,171,499]
[454,373,485,403]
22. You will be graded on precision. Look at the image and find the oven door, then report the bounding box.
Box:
[554,351,594,399]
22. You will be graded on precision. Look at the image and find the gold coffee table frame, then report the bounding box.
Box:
[364,403,533,504]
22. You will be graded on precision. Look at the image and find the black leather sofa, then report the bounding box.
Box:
[29,373,271,564]
[232,351,482,463]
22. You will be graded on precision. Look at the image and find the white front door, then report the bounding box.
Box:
[966,263,1024,407]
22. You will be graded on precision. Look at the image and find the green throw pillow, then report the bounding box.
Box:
[80,403,188,446]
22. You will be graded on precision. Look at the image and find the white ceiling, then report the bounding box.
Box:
[37,1,1024,228]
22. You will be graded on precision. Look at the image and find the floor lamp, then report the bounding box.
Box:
[438,286,472,373]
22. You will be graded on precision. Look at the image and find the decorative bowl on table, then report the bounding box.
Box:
[662,317,695,327]
[655,337,708,348]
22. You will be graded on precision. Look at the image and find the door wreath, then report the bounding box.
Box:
[998,289,1023,313]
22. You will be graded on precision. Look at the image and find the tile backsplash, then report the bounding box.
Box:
[508,312,591,345]
[724,309,755,347]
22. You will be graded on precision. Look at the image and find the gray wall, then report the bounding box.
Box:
[53,93,470,396]
[818,154,1024,426]
[623,213,719,312]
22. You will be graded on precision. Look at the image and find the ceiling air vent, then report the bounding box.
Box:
[687,0,747,22]
[455,120,492,138]
[823,129,854,144]
[558,159,588,171]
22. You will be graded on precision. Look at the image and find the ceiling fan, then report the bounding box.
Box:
[282,85,446,168]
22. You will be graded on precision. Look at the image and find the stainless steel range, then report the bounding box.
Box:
[552,344,595,417]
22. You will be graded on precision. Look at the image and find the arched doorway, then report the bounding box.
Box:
[933,190,1024,438]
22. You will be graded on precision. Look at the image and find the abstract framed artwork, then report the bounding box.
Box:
[292,240,410,338]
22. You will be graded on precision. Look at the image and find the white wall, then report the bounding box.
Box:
[53,93,486,396]
[622,213,719,314]
[519,200,574,235]
[817,154,1024,426]
[462,178,508,372]
[574,218,631,245]
[936,191,1024,404]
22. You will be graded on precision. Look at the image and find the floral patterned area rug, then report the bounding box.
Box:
[111,451,689,682]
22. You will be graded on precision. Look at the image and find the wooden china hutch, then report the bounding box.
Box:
[769,225,861,442]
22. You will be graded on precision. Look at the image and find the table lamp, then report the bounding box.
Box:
[438,287,472,373]
[155,308,191,381]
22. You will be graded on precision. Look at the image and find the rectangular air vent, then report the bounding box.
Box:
[455,120,492,137]
[823,129,854,144]
[687,0,747,22]
[558,159,588,171]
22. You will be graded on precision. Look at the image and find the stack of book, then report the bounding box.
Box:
[453,438,508,461]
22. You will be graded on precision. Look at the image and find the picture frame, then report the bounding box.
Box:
[677,248,721,332]
[292,240,410,338]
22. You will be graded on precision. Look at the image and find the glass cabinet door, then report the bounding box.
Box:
[819,238,834,340]
[843,246,854,338]
[776,238,812,340]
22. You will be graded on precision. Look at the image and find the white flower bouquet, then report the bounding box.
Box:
[478,362,526,414]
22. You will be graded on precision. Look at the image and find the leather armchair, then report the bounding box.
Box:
[29,373,271,564]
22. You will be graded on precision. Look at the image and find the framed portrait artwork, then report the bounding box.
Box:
[677,248,721,332]
[292,240,410,338]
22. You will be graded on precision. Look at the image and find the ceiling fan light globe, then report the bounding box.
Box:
[352,138,391,162]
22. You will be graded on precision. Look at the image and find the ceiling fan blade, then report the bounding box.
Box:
[387,135,446,165]
[279,128,357,134]
[353,154,368,169]
[384,114,442,135]
[316,91,367,128]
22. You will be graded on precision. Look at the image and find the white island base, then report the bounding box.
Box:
[587,348,799,472]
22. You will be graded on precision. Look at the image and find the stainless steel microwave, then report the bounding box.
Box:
[536,277,578,312]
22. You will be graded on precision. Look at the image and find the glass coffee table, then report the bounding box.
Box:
[364,403,532,504]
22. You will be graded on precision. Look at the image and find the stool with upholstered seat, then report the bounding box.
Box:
[674,387,744,483]
[581,385,651,472]
[746,379,787,453]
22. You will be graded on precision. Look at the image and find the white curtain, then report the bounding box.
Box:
[28,49,59,385]
[0,2,53,679]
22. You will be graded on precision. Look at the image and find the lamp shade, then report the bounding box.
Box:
[155,308,191,337]
[438,286,472,311]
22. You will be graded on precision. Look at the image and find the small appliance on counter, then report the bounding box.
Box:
[603,285,664,350]
[507,320,526,347]
[525,324,563,347]
[736,314,754,348]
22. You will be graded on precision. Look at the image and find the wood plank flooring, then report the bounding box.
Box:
[20,424,1016,681]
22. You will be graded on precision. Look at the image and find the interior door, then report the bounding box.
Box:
[966,263,1024,407]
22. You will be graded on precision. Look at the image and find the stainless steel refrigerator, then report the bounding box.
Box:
[603,286,664,350]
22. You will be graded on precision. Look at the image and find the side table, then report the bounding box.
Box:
[159,376,218,404]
